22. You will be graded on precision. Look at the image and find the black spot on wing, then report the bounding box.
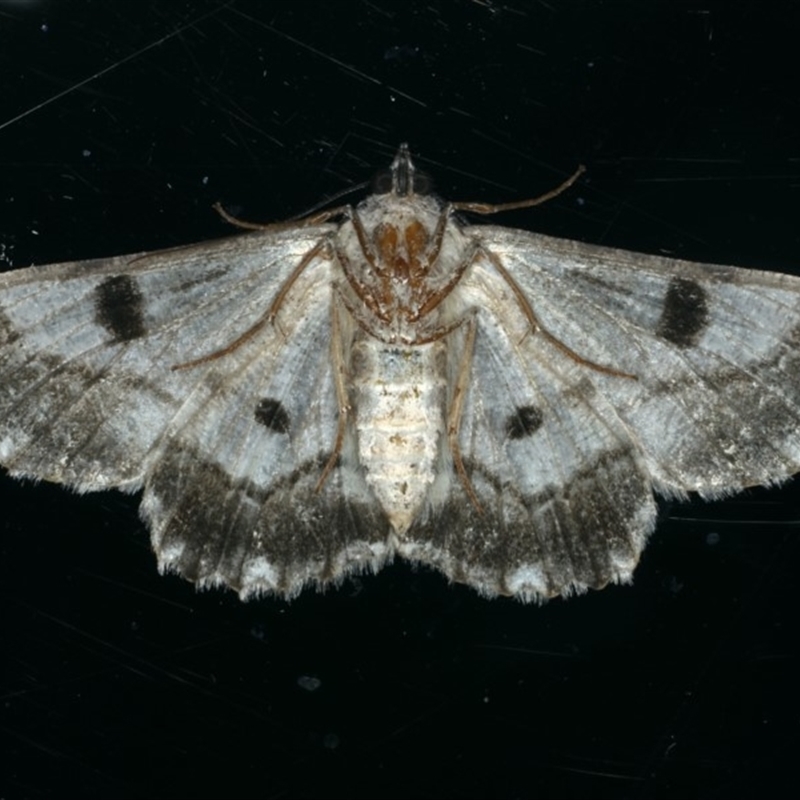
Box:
[94,275,146,342]
[254,397,290,434]
[656,277,709,348]
[506,405,544,439]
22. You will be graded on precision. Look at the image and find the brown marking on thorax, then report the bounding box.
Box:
[372,219,432,317]
[336,201,476,346]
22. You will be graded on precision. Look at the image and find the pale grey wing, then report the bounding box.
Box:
[467,226,800,497]
[0,226,333,489]
[0,228,391,598]
[403,306,656,602]
[140,274,390,599]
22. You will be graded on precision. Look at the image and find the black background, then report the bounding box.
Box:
[1,2,799,798]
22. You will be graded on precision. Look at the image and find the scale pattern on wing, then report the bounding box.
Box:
[469,228,800,496]
[140,277,391,597]
[0,227,333,490]
[0,226,393,597]
[403,308,656,601]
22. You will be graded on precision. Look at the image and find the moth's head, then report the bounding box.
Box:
[371,143,433,198]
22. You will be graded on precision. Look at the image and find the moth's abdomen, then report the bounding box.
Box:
[351,339,446,533]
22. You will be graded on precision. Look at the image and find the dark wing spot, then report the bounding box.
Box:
[94,275,146,342]
[254,397,290,434]
[656,277,709,348]
[506,405,544,439]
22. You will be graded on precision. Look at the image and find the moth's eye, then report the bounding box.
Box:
[371,169,394,194]
[411,170,433,196]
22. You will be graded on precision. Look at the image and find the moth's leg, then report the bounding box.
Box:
[335,206,407,321]
[336,285,467,347]
[409,240,482,321]
[417,200,456,269]
[451,165,585,215]
[213,202,350,232]
[410,315,474,346]
[347,207,396,279]
[316,298,350,492]
[267,240,333,323]
[335,286,393,340]
[480,246,637,381]
[447,313,482,512]
[172,239,331,371]
[335,244,390,324]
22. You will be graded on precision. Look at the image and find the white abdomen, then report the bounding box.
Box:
[351,338,446,533]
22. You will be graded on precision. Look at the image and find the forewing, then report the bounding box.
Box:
[468,227,800,496]
[0,227,332,489]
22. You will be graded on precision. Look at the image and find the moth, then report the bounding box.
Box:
[1,144,799,602]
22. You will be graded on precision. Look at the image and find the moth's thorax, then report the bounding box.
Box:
[360,193,440,261]
[350,335,447,533]
[336,193,471,341]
